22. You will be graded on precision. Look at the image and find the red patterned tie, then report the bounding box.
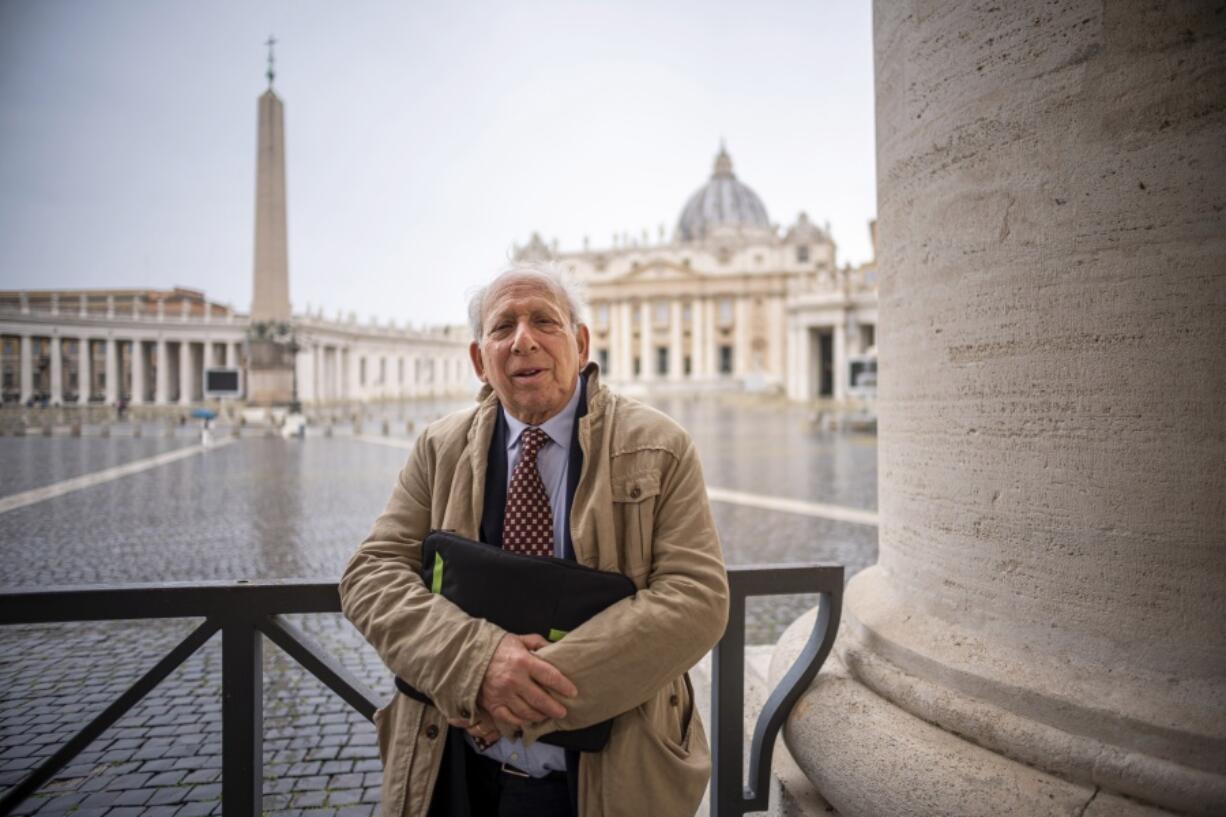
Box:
[502,427,555,557]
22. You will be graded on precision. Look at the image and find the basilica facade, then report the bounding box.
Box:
[518,146,878,402]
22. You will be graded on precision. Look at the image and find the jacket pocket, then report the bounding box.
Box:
[611,472,661,576]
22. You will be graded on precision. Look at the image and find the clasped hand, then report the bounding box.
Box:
[448,632,577,743]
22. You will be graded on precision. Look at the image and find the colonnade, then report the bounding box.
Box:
[592,294,789,385]
[2,330,241,407]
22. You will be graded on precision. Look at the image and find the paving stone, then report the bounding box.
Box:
[173,802,217,817]
[32,792,87,813]
[109,773,152,789]
[334,806,374,817]
[108,807,147,817]
[291,792,326,809]
[325,789,363,807]
[79,791,121,809]
[326,773,364,790]
[146,788,189,807]
[183,784,221,802]
[112,789,158,807]
[179,769,219,785]
[294,775,329,791]
[147,771,187,787]
[139,806,181,817]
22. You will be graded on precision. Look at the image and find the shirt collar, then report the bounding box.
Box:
[502,378,582,452]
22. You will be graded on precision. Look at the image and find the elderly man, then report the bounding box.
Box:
[341,263,728,817]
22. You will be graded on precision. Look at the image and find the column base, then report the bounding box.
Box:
[771,599,1222,817]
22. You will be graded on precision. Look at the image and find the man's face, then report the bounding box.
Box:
[469,274,590,426]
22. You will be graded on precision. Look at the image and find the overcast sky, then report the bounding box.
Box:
[0,0,875,327]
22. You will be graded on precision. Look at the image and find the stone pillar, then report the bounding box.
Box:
[105,338,118,404]
[77,338,90,405]
[227,341,239,368]
[785,320,801,401]
[638,301,654,382]
[179,341,193,405]
[831,315,847,401]
[203,339,215,371]
[769,296,787,386]
[669,299,683,381]
[131,340,146,405]
[691,298,706,379]
[49,336,63,405]
[155,339,168,404]
[19,335,33,404]
[779,3,1226,816]
[733,296,749,376]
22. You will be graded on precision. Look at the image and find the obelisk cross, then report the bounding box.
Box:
[265,35,277,87]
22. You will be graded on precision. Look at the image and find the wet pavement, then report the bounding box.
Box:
[0,395,877,816]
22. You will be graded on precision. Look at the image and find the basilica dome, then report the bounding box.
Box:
[675,145,771,242]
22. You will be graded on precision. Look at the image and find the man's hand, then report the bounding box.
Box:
[477,633,577,727]
[448,708,501,748]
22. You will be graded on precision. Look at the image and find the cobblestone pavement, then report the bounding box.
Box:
[0,395,877,816]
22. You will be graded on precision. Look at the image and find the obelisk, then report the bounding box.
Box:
[246,36,295,405]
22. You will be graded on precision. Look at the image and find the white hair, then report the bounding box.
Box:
[466,261,587,342]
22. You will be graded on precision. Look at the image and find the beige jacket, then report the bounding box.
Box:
[340,366,729,817]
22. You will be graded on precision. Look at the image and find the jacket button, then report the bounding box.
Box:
[425,724,439,739]
[458,707,471,720]
[670,694,679,706]
[630,486,641,499]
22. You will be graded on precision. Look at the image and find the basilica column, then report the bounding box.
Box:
[668,300,683,381]
[778,3,1226,815]
[155,339,169,404]
[131,340,146,405]
[733,296,749,376]
[77,337,91,405]
[19,335,33,404]
[691,298,706,380]
[49,336,63,405]
[831,316,847,401]
[203,338,215,371]
[226,341,239,369]
[617,301,634,381]
[638,301,654,382]
[769,296,786,385]
[105,338,118,404]
[178,341,193,405]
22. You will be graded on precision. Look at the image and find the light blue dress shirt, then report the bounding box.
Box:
[463,379,582,775]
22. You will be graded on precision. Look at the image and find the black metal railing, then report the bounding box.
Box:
[0,564,842,817]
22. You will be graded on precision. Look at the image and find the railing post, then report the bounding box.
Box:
[222,619,263,817]
[710,583,746,817]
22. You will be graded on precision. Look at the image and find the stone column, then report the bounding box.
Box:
[778,3,1226,816]
[638,301,654,382]
[77,337,90,405]
[669,299,683,381]
[19,335,33,404]
[769,295,787,386]
[785,320,801,401]
[226,341,239,368]
[203,339,215,371]
[105,338,118,404]
[49,336,63,405]
[131,340,146,405]
[691,298,706,380]
[831,315,847,401]
[733,296,749,376]
[178,341,193,405]
[155,339,168,404]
